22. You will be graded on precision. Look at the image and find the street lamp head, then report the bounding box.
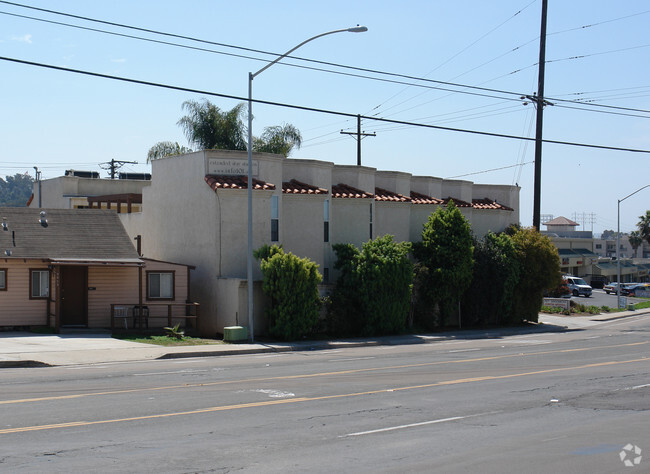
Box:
[347,25,368,33]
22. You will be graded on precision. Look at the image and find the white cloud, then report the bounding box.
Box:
[111,58,126,63]
[11,34,32,44]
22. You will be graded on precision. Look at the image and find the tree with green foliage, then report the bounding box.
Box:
[638,210,650,245]
[146,141,193,163]
[462,232,520,326]
[413,201,474,328]
[0,173,34,207]
[252,124,302,157]
[329,235,413,337]
[178,100,248,151]
[510,227,562,323]
[254,244,322,341]
[628,230,643,258]
[148,99,302,161]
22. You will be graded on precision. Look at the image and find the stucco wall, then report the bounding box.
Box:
[281,194,327,268]
[375,201,411,242]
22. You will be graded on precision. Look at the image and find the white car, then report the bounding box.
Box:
[565,276,592,297]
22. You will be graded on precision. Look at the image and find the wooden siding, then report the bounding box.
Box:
[1,259,191,329]
[89,261,190,328]
[0,260,50,326]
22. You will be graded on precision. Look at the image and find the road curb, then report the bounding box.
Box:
[590,307,650,322]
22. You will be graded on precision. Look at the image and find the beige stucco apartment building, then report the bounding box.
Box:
[115,150,519,336]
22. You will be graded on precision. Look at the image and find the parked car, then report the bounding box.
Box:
[564,276,592,297]
[603,282,628,295]
[626,283,650,297]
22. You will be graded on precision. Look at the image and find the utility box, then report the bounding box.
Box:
[223,326,248,342]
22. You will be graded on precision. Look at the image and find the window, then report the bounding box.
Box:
[323,199,330,243]
[0,269,6,290]
[595,244,602,249]
[369,203,373,239]
[271,195,279,242]
[30,269,49,299]
[147,271,174,300]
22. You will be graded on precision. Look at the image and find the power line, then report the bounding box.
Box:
[2,54,650,155]
[4,1,649,118]
[447,161,534,179]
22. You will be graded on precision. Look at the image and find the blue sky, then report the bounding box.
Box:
[1,0,649,234]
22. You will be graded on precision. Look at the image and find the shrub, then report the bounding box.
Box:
[510,227,562,323]
[413,201,474,328]
[255,244,322,341]
[462,232,520,326]
[329,235,413,336]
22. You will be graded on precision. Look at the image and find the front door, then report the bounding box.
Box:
[60,266,88,326]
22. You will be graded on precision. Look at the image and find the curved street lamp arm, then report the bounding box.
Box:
[251,26,367,79]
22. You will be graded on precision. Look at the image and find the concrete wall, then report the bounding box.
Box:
[31,176,150,209]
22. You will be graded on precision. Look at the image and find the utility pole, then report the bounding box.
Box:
[341,114,376,166]
[532,0,548,231]
[99,159,138,179]
[33,166,41,208]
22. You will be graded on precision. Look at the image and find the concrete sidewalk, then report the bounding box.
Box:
[1,309,647,368]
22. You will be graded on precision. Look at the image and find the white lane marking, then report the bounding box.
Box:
[631,383,650,390]
[340,412,496,438]
[448,348,480,353]
[329,357,376,362]
[132,369,208,376]
[236,389,295,398]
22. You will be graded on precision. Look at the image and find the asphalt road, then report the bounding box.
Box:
[0,314,648,473]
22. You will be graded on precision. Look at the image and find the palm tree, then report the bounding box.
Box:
[252,124,302,157]
[177,100,247,151]
[148,99,303,161]
[628,230,643,258]
[638,210,650,244]
[146,141,192,163]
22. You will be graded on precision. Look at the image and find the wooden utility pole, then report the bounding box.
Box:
[100,159,138,179]
[532,0,548,231]
[341,115,376,166]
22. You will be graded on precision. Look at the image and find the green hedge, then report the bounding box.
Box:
[329,235,413,336]
[255,245,322,341]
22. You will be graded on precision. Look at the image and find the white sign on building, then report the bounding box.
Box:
[207,158,259,177]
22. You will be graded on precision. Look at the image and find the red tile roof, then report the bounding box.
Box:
[472,198,514,211]
[332,183,374,199]
[442,197,472,208]
[375,187,411,202]
[282,179,328,195]
[205,175,276,191]
[410,191,444,205]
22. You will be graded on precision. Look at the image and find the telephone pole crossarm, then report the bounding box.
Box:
[340,114,376,166]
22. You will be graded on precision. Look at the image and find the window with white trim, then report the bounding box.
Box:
[30,269,49,299]
[147,271,174,299]
[0,269,6,290]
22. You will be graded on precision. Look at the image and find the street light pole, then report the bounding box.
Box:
[246,26,367,342]
[616,184,650,306]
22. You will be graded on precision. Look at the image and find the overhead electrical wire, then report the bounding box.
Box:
[447,161,534,179]
[2,1,648,119]
[2,55,649,156]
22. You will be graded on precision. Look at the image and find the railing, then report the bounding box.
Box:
[110,303,200,331]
